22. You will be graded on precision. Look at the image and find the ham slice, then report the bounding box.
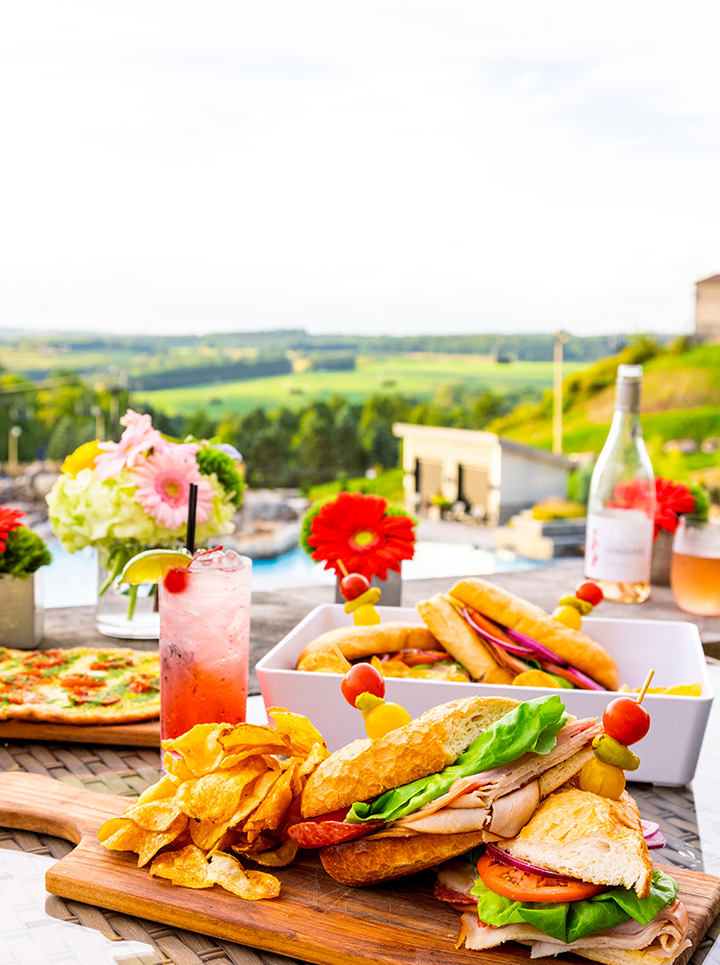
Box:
[395,717,600,832]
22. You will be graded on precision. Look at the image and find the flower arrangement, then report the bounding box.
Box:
[0,507,52,579]
[47,409,244,591]
[610,476,709,539]
[300,491,416,581]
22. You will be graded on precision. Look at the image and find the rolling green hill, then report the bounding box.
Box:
[489,341,720,480]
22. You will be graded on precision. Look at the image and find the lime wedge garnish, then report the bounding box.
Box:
[120,549,193,585]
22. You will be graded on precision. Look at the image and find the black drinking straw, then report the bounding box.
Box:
[186,483,198,554]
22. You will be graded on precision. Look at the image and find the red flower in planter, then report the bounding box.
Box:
[0,506,24,553]
[653,477,695,537]
[307,492,416,581]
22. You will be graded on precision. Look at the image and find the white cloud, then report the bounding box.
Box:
[1,1,719,336]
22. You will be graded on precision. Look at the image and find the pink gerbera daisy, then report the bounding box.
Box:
[131,447,213,531]
[94,409,167,480]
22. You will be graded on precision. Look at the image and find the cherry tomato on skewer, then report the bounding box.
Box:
[575,581,604,607]
[602,696,651,745]
[339,573,370,600]
[341,663,385,707]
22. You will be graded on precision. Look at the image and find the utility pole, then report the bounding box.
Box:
[552,331,570,455]
[8,426,21,473]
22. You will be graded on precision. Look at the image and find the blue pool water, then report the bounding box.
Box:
[43,541,545,608]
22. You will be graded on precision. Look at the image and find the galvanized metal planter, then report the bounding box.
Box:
[0,572,43,649]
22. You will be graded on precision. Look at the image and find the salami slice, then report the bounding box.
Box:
[288,808,385,848]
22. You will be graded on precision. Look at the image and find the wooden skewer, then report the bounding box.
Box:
[336,560,349,577]
[636,669,655,705]
[332,644,352,673]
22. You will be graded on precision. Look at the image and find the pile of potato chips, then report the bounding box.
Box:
[98,708,329,900]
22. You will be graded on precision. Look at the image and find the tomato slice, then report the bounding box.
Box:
[476,853,606,903]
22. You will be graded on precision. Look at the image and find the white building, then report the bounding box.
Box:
[393,423,574,524]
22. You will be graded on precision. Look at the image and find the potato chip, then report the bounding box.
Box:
[207,852,280,900]
[98,814,188,867]
[219,723,289,755]
[163,752,195,784]
[161,723,233,776]
[135,775,178,805]
[149,844,214,888]
[176,759,267,823]
[298,740,331,777]
[99,707,328,900]
[267,707,327,756]
[123,799,183,832]
[246,838,298,868]
[243,765,297,837]
[218,747,285,770]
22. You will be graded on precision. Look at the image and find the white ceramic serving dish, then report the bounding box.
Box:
[256,605,713,785]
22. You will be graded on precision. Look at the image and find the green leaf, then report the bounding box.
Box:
[470,870,679,944]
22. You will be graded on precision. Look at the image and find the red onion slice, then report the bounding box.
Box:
[641,821,666,849]
[462,609,535,657]
[460,608,607,691]
[645,830,666,849]
[505,627,564,664]
[485,843,578,880]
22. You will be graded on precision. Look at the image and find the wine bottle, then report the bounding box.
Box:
[585,364,655,603]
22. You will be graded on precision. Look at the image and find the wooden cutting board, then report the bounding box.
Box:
[0,772,717,965]
[0,717,160,746]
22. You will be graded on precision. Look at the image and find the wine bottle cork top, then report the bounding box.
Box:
[616,364,643,412]
[617,364,643,381]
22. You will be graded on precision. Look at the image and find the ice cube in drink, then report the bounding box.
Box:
[159,548,251,741]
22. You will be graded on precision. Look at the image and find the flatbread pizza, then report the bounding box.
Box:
[0,646,160,725]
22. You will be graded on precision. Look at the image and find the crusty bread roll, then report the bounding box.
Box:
[300,695,519,819]
[450,578,620,691]
[320,829,489,887]
[295,622,442,672]
[416,595,499,681]
[502,786,653,898]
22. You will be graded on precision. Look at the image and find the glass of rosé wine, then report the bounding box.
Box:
[158,548,251,741]
[670,516,720,616]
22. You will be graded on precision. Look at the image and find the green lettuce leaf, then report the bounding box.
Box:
[470,870,679,944]
[346,695,567,824]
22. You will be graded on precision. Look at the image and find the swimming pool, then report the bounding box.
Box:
[43,541,545,608]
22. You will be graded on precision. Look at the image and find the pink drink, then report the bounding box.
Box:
[159,549,251,741]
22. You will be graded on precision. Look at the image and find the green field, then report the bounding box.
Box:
[132,355,584,417]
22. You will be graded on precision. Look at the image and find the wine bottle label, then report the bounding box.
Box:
[585,511,653,582]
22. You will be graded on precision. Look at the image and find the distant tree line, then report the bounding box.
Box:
[130,355,292,391]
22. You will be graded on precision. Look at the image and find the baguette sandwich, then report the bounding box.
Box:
[417,577,619,691]
[295,622,470,681]
[288,694,602,886]
[435,786,690,964]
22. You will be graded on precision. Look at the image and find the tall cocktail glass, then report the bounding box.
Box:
[158,549,251,742]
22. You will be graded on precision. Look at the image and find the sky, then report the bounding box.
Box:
[2,1,720,339]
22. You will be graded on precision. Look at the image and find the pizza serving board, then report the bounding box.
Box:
[0,717,160,746]
[0,773,717,965]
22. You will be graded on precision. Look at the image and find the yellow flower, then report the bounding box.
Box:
[61,440,104,476]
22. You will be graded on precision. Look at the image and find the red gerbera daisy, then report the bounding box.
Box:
[307,492,416,581]
[653,477,695,537]
[0,506,24,553]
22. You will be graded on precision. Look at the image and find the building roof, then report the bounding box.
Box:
[696,274,720,286]
[392,423,574,469]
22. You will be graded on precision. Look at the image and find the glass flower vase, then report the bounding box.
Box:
[95,543,160,640]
